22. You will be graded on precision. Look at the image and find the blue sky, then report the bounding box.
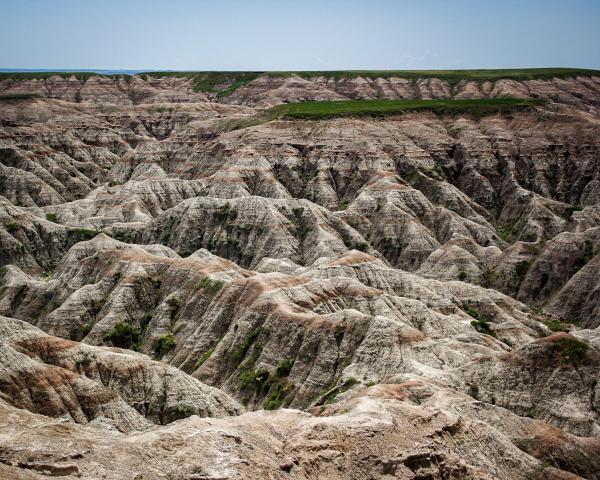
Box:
[2,0,600,70]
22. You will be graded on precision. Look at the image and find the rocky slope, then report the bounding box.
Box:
[0,70,599,478]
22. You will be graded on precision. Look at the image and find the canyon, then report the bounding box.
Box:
[0,69,599,479]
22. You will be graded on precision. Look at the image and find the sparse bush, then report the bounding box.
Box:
[462,304,480,319]
[546,319,570,332]
[468,383,480,400]
[263,382,291,410]
[195,349,214,368]
[550,337,588,365]
[231,327,267,366]
[514,260,531,287]
[67,227,101,240]
[481,267,497,288]
[140,312,153,332]
[341,377,357,389]
[196,276,224,293]
[276,358,294,377]
[6,222,20,234]
[353,241,369,252]
[213,203,237,222]
[104,322,140,349]
[240,368,271,394]
[464,304,495,337]
[81,321,94,337]
[153,333,176,359]
[471,319,494,336]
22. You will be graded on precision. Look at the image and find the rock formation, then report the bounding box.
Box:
[0,70,599,478]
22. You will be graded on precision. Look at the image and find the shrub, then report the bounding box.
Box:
[341,377,357,390]
[353,241,369,252]
[458,271,467,281]
[67,227,101,240]
[550,337,588,365]
[140,312,153,332]
[195,349,214,368]
[104,322,140,349]
[153,333,176,359]
[264,382,291,410]
[546,319,569,332]
[468,383,480,400]
[240,368,271,394]
[231,327,267,366]
[81,321,94,337]
[481,267,497,288]
[471,319,494,336]
[6,222,20,234]
[514,260,531,286]
[45,213,58,222]
[276,358,294,377]
[165,404,196,422]
[213,203,237,222]
[462,304,480,320]
[196,276,225,293]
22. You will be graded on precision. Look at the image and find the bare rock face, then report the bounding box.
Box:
[1,72,600,478]
[0,316,243,432]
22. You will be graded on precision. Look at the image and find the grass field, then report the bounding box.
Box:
[267,98,545,120]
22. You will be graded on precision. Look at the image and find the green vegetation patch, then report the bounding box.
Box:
[545,319,571,332]
[196,276,225,293]
[153,333,176,359]
[104,322,141,349]
[213,203,238,222]
[463,304,496,337]
[67,227,102,241]
[549,337,589,366]
[6,222,20,234]
[266,98,545,120]
[230,327,268,366]
[195,348,214,369]
[138,71,261,96]
[276,358,295,377]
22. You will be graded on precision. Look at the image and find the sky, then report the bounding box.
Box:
[2,0,600,71]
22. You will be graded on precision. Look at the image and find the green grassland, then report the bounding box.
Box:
[267,98,545,120]
[215,98,546,132]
